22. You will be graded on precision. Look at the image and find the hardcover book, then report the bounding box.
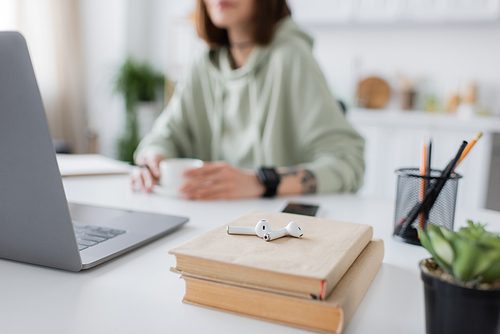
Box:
[169,210,374,300]
[181,239,384,334]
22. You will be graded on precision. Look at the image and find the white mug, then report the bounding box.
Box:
[156,158,204,197]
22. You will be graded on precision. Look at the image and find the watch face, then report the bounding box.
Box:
[258,167,280,197]
[262,168,279,184]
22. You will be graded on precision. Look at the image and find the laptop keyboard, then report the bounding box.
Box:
[73,222,127,251]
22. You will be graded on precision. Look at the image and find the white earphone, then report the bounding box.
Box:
[227,219,271,238]
[263,221,303,242]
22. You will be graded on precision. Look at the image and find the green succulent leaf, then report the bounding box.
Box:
[478,231,500,248]
[417,227,432,251]
[429,231,454,266]
[438,225,456,241]
[451,238,492,282]
[457,228,474,241]
[427,224,443,237]
[487,249,500,262]
[482,259,500,283]
[473,248,495,278]
[418,227,453,274]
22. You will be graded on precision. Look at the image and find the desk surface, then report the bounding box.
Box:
[1,174,500,334]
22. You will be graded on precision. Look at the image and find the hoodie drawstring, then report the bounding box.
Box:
[249,77,262,166]
[211,79,223,161]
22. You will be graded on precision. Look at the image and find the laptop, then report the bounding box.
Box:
[0,31,188,271]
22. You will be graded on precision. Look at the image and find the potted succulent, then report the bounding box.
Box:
[113,57,165,163]
[418,221,500,334]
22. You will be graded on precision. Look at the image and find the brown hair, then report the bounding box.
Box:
[196,0,291,48]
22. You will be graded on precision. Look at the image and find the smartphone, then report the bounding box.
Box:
[282,202,319,217]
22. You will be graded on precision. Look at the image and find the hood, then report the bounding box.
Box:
[207,17,314,80]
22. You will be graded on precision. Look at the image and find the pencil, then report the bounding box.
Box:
[419,138,428,229]
[454,132,482,170]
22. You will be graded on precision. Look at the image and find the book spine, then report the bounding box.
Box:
[323,226,374,298]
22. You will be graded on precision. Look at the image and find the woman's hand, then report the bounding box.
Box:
[179,161,265,200]
[131,154,165,193]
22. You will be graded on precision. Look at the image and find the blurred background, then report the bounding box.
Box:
[1,0,499,210]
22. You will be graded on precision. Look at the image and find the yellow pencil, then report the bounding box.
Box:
[454,132,483,170]
[419,138,428,229]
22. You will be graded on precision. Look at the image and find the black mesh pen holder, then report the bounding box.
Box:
[393,168,462,246]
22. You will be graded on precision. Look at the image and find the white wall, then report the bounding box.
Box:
[80,0,128,158]
[80,0,500,158]
[148,0,201,81]
[79,0,198,157]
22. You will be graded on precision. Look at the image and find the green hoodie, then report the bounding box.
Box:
[135,17,365,193]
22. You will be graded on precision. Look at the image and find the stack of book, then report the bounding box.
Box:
[169,210,384,334]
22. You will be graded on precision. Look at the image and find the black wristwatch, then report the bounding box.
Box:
[256,167,281,198]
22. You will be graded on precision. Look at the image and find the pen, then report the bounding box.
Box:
[426,138,432,178]
[454,132,483,171]
[424,137,432,227]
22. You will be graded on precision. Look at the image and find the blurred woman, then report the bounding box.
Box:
[131,0,365,200]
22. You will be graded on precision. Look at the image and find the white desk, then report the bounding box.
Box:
[1,174,500,334]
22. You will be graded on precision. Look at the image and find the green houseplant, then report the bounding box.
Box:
[418,221,500,334]
[113,57,165,163]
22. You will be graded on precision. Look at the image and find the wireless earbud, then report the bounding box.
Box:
[263,221,303,242]
[227,219,271,238]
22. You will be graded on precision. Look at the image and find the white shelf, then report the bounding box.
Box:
[348,108,500,132]
[288,0,500,26]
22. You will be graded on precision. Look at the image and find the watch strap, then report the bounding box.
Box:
[257,167,280,198]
